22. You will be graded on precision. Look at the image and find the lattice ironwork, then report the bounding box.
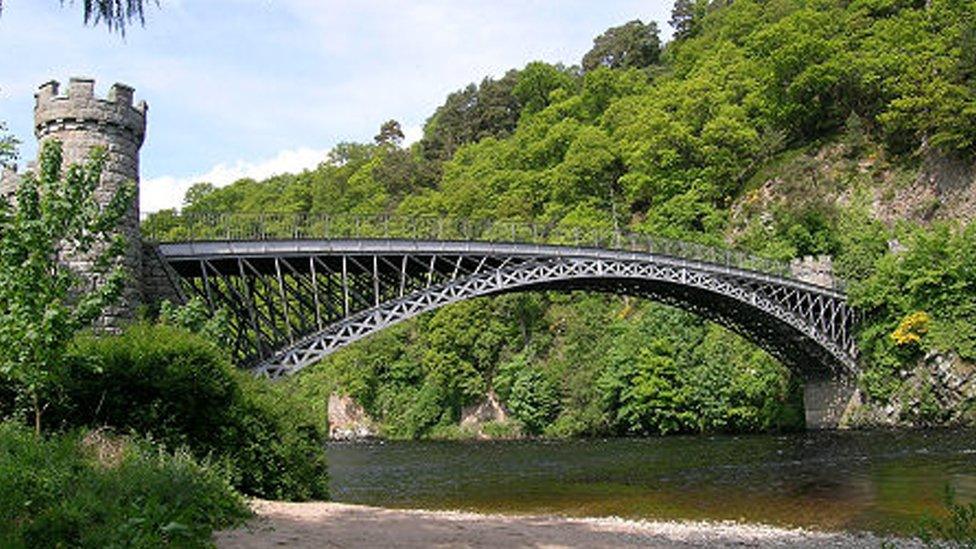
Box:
[156,239,858,381]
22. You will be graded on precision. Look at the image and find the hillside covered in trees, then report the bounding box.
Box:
[146,0,976,436]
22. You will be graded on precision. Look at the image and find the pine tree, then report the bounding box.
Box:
[0,0,156,34]
[670,0,702,40]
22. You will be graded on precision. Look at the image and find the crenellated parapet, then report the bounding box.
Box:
[34,78,147,148]
[790,255,835,289]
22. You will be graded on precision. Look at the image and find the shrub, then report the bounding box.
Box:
[49,323,328,501]
[918,486,976,547]
[0,421,250,548]
[891,311,931,347]
[479,419,523,439]
[507,368,560,435]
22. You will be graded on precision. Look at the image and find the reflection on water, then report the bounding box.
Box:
[326,430,976,534]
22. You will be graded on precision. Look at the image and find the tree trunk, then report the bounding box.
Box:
[32,393,42,435]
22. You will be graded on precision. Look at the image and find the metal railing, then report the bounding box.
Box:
[144,212,844,289]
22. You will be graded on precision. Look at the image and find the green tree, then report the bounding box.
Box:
[420,71,522,163]
[374,119,405,148]
[669,0,708,40]
[158,297,234,350]
[372,147,425,197]
[149,0,976,437]
[507,367,560,434]
[140,207,184,241]
[873,0,976,156]
[513,62,578,116]
[183,182,216,208]
[0,122,17,166]
[747,6,865,140]
[851,222,976,400]
[582,20,661,72]
[0,141,133,433]
[834,201,888,282]
[599,339,691,435]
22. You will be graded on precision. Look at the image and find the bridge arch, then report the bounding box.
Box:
[154,239,858,382]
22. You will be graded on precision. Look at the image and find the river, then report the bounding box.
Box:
[327,429,976,536]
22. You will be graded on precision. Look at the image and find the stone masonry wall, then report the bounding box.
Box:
[141,242,183,308]
[33,77,148,328]
[790,255,835,288]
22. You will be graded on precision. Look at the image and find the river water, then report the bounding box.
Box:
[327,430,976,535]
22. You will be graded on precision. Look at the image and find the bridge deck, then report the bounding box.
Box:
[158,239,844,297]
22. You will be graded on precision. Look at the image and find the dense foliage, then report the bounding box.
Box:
[0,141,133,433]
[850,222,976,421]
[49,323,329,501]
[146,0,976,436]
[287,293,801,438]
[582,19,661,72]
[0,133,327,543]
[0,422,249,548]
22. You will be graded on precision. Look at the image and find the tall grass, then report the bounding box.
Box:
[0,422,250,548]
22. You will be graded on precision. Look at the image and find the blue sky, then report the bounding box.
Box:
[0,0,672,212]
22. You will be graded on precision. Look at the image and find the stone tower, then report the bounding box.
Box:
[33,77,148,326]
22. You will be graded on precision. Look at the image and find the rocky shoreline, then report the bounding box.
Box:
[215,500,920,548]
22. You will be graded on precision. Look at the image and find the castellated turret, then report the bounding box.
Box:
[34,77,148,328]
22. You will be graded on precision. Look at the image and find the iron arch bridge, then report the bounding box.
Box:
[149,214,858,380]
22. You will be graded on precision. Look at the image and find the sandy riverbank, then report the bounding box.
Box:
[214,500,918,548]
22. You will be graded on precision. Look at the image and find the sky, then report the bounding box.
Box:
[0,0,673,213]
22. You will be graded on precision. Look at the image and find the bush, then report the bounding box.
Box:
[507,368,560,435]
[918,486,976,547]
[49,323,328,501]
[0,421,250,548]
[479,419,523,439]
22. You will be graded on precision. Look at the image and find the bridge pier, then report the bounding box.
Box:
[803,377,859,429]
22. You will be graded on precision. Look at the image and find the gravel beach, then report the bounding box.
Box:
[215,500,919,548]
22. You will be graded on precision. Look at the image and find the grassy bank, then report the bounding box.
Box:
[52,323,330,501]
[0,322,331,547]
[0,422,250,548]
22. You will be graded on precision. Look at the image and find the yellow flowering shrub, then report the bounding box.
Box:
[891,311,931,346]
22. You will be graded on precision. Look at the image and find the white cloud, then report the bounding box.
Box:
[141,146,329,213]
[142,121,423,214]
[403,125,423,147]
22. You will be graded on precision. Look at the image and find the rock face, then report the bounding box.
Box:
[327,394,376,440]
[460,391,510,437]
[877,145,976,225]
[851,352,976,427]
